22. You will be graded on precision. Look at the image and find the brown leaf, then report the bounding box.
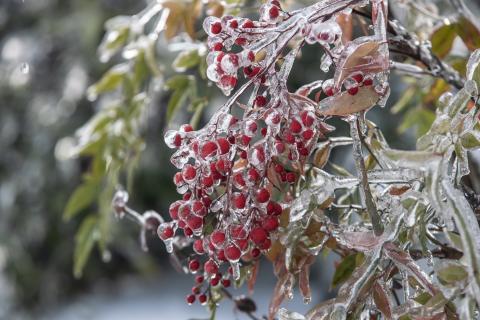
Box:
[373,282,393,319]
[336,13,353,44]
[318,85,381,116]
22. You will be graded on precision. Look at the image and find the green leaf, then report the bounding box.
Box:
[398,108,435,137]
[63,180,101,221]
[437,262,468,284]
[461,130,480,149]
[98,26,129,62]
[74,215,99,278]
[431,24,457,58]
[454,16,480,52]
[189,97,208,129]
[87,64,129,100]
[172,49,201,71]
[332,253,358,288]
[164,75,196,123]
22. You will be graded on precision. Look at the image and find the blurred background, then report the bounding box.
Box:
[0,0,448,319]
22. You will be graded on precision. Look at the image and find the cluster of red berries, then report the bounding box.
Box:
[158,0,376,306]
[203,0,287,95]
[185,270,233,305]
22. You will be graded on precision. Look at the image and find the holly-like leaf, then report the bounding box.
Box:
[437,262,468,285]
[173,50,201,71]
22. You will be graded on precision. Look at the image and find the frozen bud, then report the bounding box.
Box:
[206,64,220,82]
[232,192,247,209]
[112,189,129,216]
[244,120,258,136]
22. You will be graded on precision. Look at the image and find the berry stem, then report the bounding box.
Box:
[348,113,384,236]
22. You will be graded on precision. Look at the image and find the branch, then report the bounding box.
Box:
[352,9,465,90]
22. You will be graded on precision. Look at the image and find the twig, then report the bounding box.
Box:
[351,9,465,90]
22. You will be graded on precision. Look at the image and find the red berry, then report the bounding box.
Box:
[286,172,296,183]
[250,227,268,245]
[158,225,174,240]
[200,141,218,158]
[319,32,330,41]
[247,50,255,62]
[192,200,206,217]
[211,230,226,247]
[261,127,267,136]
[169,201,181,220]
[202,175,214,188]
[248,168,261,182]
[212,42,223,51]
[254,95,267,107]
[262,216,279,231]
[240,135,251,146]
[187,215,203,230]
[221,278,231,288]
[242,20,255,28]
[230,225,247,239]
[225,244,242,261]
[284,132,295,144]
[211,22,222,34]
[363,78,373,86]
[230,19,238,28]
[269,6,280,19]
[347,86,359,95]
[324,86,334,96]
[193,239,205,254]
[256,188,270,203]
[351,73,364,83]
[204,259,219,274]
[290,119,302,133]
[210,277,220,286]
[275,141,285,153]
[243,66,261,77]
[186,294,196,305]
[233,173,246,187]
[251,248,261,258]
[239,150,247,159]
[302,129,314,140]
[216,249,227,262]
[195,275,204,284]
[173,134,182,148]
[236,238,249,251]
[232,193,247,209]
[189,259,200,272]
[180,124,193,132]
[182,165,197,181]
[301,111,314,127]
[235,37,247,46]
[198,294,208,304]
[184,227,193,237]
[299,147,310,156]
[274,164,284,173]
